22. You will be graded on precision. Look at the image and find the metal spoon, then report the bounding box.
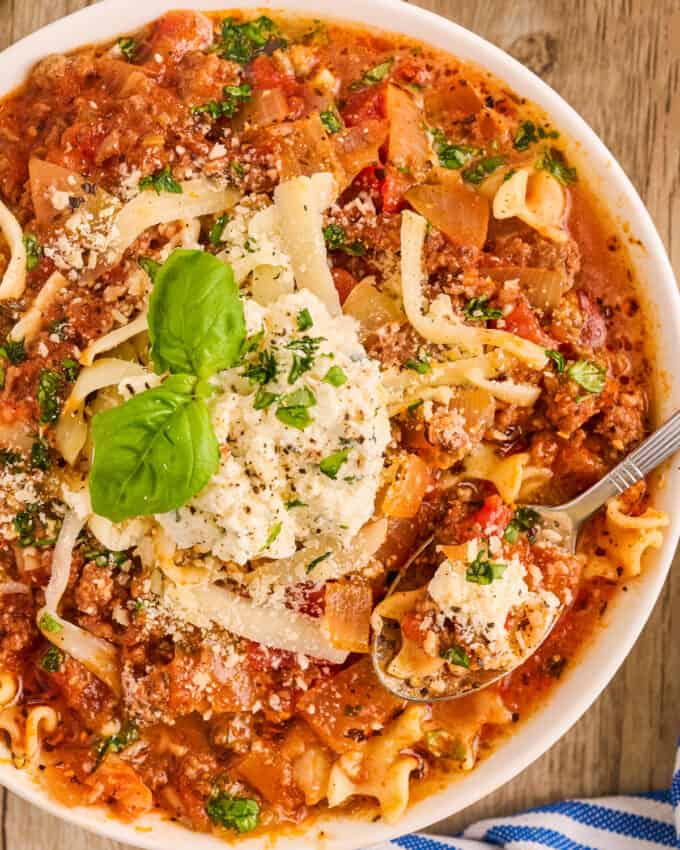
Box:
[372,409,680,702]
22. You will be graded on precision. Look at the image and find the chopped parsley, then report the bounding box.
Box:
[262,521,282,550]
[568,360,606,394]
[285,499,307,509]
[30,439,50,471]
[0,338,26,365]
[343,704,363,716]
[23,234,42,271]
[320,107,343,134]
[243,349,278,385]
[275,385,316,429]
[407,399,424,416]
[117,36,138,62]
[462,155,506,185]
[465,548,508,585]
[205,792,260,833]
[62,358,79,383]
[296,308,314,331]
[323,365,347,387]
[139,166,183,195]
[209,214,230,246]
[38,612,62,634]
[306,550,332,574]
[14,504,57,548]
[431,129,479,170]
[405,356,431,374]
[253,387,278,410]
[504,507,540,544]
[545,348,566,373]
[514,120,560,151]
[463,295,502,322]
[349,58,394,90]
[37,369,62,424]
[322,223,366,256]
[82,545,131,569]
[240,329,264,357]
[96,721,140,763]
[40,645,63,673]
[536,147,577,186]
[0,448,21,467]
[49,319,68,340]
[192,83,252,120]
[285,335,324,384]
[440,645,470,668]
[320,448,349,479]
[216,15,282,65]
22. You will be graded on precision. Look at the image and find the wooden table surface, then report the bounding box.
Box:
[0,0,678,846]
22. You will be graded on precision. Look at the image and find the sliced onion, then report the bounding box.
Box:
[386,84,429,177]
[483,266,566,312]
[43,510,86,612]
[405,171,489,249]
[334,120,386,188]
[324,581,373,653]
[0,197,27,300]
[342,278,404,333]
[80,313,148,366]
[37,607,120,696]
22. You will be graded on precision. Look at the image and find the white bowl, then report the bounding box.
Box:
[1,1,678,848]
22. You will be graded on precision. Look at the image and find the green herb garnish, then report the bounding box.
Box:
[465,548,508,585]
[205,792,260,833]
[504,507,540,544]
[285,336,324,384]
[193,84,252,120]
[40,645,64,673]
[405,356,431,374]
[209,214,230,246]
[536,147,577,186]
[37,370,62,424]
[23,234,42,271]
[349,58,394,90]
[117,37,138,62]
[320,448,349,479]
[322,223,367,256]
[440,645,470,668]
[62,358,79,383]
[306,550,332,574]
[463,295,502,322]
[323,365,347,387]
[297,308,314,331]
[139,166,183,195]
[545,349,566,372]
[431,129,479,170]
[0,338,26,365]
[567,360,606,394]
[262,521,282,550]
[216,15,282,65]
[320,108,343,134]
[38,612,62,634]
[30,439,50,471]
[462,155,506,185]
[138,256,161,280]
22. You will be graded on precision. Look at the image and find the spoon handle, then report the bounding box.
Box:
[564,410,680,524]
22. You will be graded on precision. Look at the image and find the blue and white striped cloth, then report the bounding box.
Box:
[377,743,680,849]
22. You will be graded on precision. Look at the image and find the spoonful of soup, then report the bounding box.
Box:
[371,410,680,702]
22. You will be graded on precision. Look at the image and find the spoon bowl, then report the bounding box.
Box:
[371,410,680,702]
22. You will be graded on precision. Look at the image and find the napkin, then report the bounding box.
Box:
[376,743,680,849]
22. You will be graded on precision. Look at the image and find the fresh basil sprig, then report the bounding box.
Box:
[89,375,219,522]
[148,249,245,378]
[89,250,245,522]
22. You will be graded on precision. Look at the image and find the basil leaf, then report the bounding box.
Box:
[297,308,313,331]
[323,366,347,387]
[148,249,245,379]
[89,374,219,522]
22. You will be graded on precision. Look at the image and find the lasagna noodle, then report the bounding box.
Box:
[0,197,27,300]
[492,167,567,243]
[400,209,548,370]
[462,442,532,503]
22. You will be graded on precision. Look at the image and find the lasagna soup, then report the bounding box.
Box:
[0,9,668,838]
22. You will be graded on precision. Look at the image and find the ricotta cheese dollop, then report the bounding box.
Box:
[157,289,391,565]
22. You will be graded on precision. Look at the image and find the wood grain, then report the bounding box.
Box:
[0,0,677,845]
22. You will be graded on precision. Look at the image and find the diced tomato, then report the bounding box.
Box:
[380,165,409,214]
[331,267,359,304]
[148,10,214,63]
[249,55,287,91]
[341,85,386,127]
[400,609,428,646]
[499,297,553,346]
[458,494,513,541]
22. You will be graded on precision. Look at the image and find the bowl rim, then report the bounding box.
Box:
[0,2,678,848]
